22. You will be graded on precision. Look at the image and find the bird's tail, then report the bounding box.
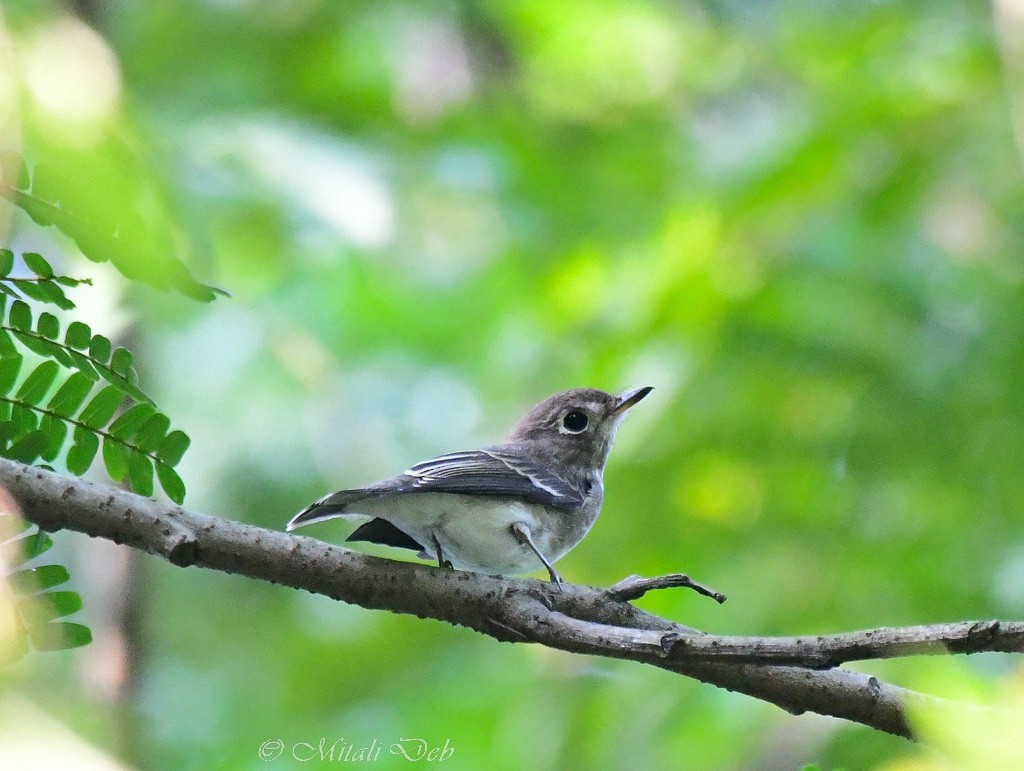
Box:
[286,489,375,531]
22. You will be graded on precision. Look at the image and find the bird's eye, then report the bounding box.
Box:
[562,410,589,433]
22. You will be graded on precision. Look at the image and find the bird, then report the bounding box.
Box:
[287,386,653,585]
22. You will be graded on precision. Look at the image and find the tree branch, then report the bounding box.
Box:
[1,458,1018,740]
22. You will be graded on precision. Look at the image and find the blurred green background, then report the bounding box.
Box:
[2,0,1024,768]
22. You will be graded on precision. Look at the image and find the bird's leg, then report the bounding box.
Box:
[510,522,562,588]
[431,532,453,570]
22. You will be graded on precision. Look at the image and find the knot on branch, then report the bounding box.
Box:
[166,533,200,566]
[947,620,1003,654]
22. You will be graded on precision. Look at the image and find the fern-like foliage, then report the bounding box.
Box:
[0,250,190,503]
[0,248,197,656]
[1,512,91,658]
[0,151,223,302]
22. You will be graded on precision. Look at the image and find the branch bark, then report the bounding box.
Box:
[2,459,1019,740]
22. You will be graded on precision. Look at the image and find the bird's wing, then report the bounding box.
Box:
[287,447,583,532]
[399,448,584,509]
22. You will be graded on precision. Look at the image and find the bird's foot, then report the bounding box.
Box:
[430,533,453,570]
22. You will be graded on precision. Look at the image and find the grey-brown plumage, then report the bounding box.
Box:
[287,386,652,584]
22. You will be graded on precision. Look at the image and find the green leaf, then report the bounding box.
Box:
[16,360,60,404]
[23,253,53,278]
[108,402,155,439]
[66,350,99,381]
[27,280,74,310]
[25,533,53,563]
[24,530,53,558]
[12,330,74,366]
[35,281,74,310]
[41,590,83,617]
[156,462,186,504]
[0,528,53,561]
[13,154,219,302]
[53,276,89,288]
[0,355,22,394]
[11,279,52,304]
[26,621,92,651]
[0,250,13,276]
[37,312,59,340]
[0,420,21,446]
[65,321,91,349]
[10,330,47,354]
[8,564,70,593]
[156,430,191,466]
[8,299,31,330]
[98,369,150,405]
[78,385,122,428]
[109,347,133,376]
[10,403,37,432]
[102,437,130,482]
[66,426,99,475]
[0,328,16,356]
[19,590,82,623]
[127,451,154,496]
[48,372,93,416]
[137,413,171,453]
[5,430,50,463]
[39,413,68,461]
[88,335,111,363]
[47,339,75,367]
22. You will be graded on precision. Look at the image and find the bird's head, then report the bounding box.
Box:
[506,386,653,470]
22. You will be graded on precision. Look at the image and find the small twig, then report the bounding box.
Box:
[607,573,727,604]
[658,620,1024,668]
[2,275,92,286]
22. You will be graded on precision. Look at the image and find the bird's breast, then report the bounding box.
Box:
[357,491,602,576]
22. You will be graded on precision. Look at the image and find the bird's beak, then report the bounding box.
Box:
[611,386,653,416]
